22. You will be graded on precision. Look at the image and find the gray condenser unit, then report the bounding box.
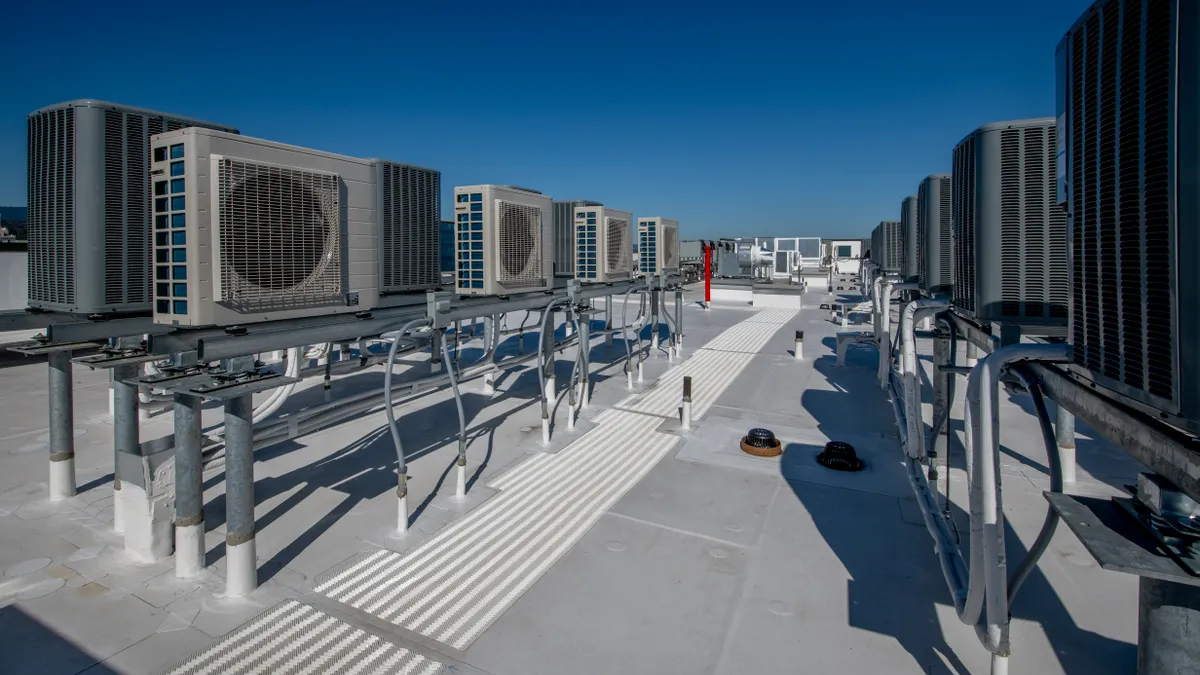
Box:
[1058,0,1199,431]
[870,225,881,266]
[552,200,602,278]
[900,197,919,281]
[26,100,238,314]
[879,220,902,273]
[951,117,1067,324]
[917,173,953,295]
[376,160,441,294]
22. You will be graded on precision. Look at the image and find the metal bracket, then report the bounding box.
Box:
[73,346,163,370]
[8,339,103,356]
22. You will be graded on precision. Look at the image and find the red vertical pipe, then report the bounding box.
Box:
[703,242,712,304]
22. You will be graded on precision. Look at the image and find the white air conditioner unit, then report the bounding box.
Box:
[148,128,381,326]
[575,206,633,283]
[637,217,680,275]
[453,184,553,295]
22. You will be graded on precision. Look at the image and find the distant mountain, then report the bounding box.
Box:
[0,207,27,223]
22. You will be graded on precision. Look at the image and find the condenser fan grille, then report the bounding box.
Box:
[498,201,544,288]
[217,158,343,310]
[605,217,631,275]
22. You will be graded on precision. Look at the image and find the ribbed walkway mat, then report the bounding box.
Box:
[315,309,798,650]
[163,600,442,675]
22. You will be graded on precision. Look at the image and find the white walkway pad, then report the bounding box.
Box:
[163,600,442,675]
[316,309,798,649]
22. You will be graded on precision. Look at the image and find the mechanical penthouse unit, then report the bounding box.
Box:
[26,100,238,314]
[900,197,919,281]
[552,199,602,278]
[951,117,1067,324]
[917,173,953,295]
[637,217,680,275]
[575,206,633,282]
[1058,0,1200,431]
[453,185,553,296]
[149,128,391,326]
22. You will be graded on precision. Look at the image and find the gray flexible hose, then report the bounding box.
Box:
[384,317,432,491]
[1006,364,1062,606]
[537,298,568,419]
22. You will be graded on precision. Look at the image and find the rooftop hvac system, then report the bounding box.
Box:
[638,217,680,275]
[454,184,553,296]
[575,206,633,283]
[376,160,441,294]
[916,173,953,295]
[879,220,902,273]
[951,117,1067,324]
[870,225,881,264]
[553,200,602,278]
[26,100,238,314]
[149,128,386,326]
[900,196,919,280]
[1058,0,1199,431]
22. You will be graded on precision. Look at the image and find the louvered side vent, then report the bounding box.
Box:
[216,158,344,311]
[953,136,976,313]
[1066,0,1176,411]
[999,129,1022,316]
[939,176,952,287]
[915,191,927,289]
[379,162,440,293]
[27,107,75,306]
[606,218,631,275]
[497,201,544,288]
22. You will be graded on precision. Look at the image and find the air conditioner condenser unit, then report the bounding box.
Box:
[553,199,602,279]
[26,100,238,314]
[951,117,1067,325]
[638,217,680,275]
[1058,0,1200,432]
[575,206,633,283]
[900,197,919,281]
[917,173,953,295]
[149,128,381,326]
[454,185,553,296]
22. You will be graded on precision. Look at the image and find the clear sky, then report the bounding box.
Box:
[1,0,1092,240]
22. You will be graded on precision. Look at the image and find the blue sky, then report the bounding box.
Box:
[1,0,1092,240]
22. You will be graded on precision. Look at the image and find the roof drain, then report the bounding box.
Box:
[817,441,864,471]
[740,428,782,457]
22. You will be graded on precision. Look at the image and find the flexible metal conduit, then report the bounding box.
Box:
[962,342,1069,657]
[383,317,433,526]
[1006,364,1063,606]
[537,298,570,423]
[900,298,951,459]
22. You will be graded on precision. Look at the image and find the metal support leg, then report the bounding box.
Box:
[651,290,660,353]
[580,317,591,408]
[1055,404,1077,484]
[675,289,684,356]
[605,295,613,346]
[112,364,140,535]
[1138,576,1200,675]
[966,341,979,369]
[224,394,257,598]
[681,376,693,430]
[173,394,204,578]
[47,351,76,501]
[430,329,443,373]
